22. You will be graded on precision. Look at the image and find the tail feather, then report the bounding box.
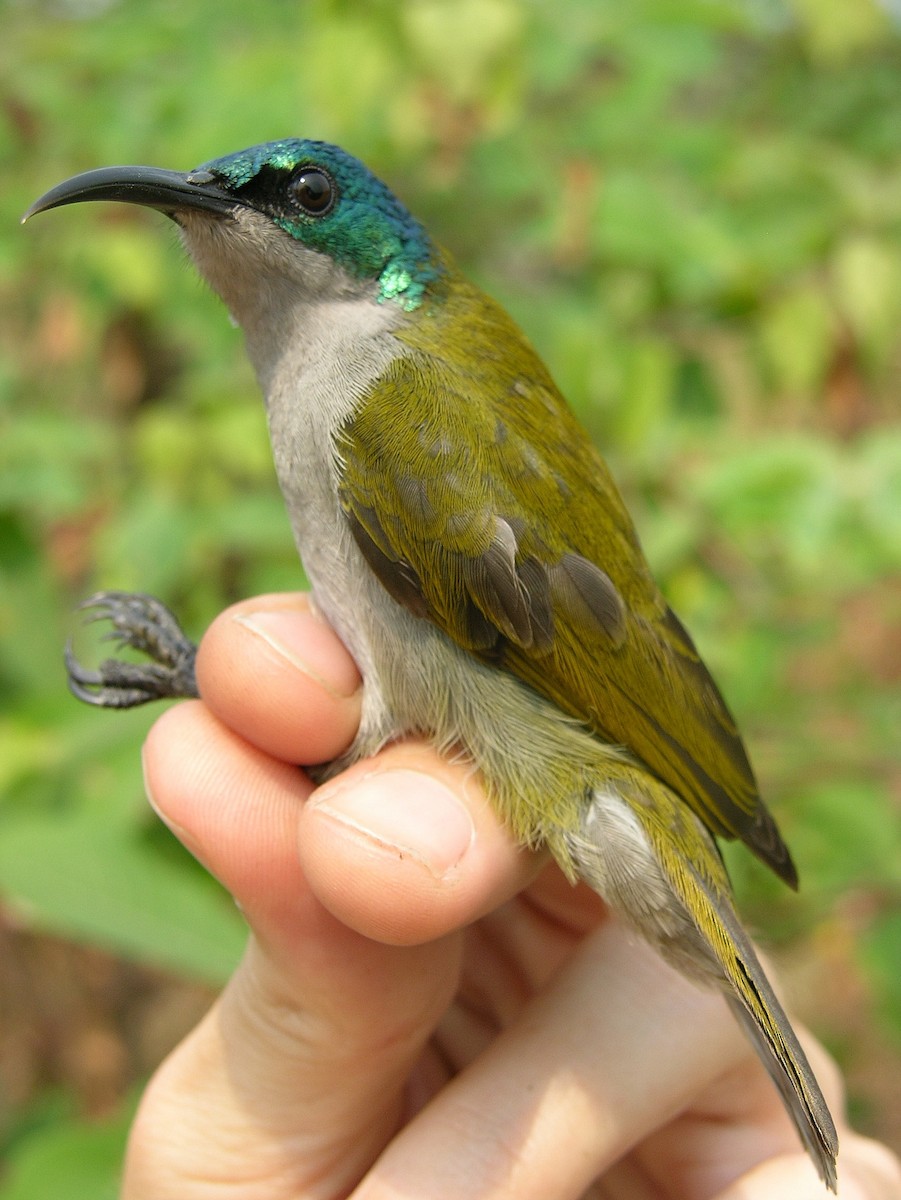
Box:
[611,778,838,1189]
[728,996,837,1191]
[562,772,838,1188]
[659,843,838,1190]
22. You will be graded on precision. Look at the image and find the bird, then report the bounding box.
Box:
[24,138,838,1188]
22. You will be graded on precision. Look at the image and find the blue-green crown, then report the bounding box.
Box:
[197,139,442,310]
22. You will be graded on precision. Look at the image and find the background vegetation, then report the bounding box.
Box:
[2,0,900,1192]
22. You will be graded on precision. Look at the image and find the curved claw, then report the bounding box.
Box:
[66,591,200,709]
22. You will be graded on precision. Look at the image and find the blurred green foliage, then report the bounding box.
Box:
[1,0,900,1188]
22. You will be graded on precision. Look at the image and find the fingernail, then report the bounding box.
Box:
[311,769,475,877]
[234,609,360,699]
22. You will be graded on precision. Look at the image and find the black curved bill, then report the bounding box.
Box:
[22,165,241,223]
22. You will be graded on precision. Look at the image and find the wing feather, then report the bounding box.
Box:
[336,277,796,883]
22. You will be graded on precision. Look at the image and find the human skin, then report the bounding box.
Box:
[127,592,900,1199]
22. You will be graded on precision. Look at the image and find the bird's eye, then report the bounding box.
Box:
[289,168,335,216]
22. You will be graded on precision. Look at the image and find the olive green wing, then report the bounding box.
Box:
[336,295,795,885]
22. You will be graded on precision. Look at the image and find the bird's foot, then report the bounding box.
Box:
[66,591,199,708]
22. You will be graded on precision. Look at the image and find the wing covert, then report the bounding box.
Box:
[335,278,795,884]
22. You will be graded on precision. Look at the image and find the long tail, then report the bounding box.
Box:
[639,809,839,1190]
[728,994,837,1187]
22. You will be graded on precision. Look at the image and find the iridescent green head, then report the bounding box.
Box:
[24,138,444,311]
[196,140,442,309]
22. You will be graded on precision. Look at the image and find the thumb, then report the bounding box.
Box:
[132,700,463,1199]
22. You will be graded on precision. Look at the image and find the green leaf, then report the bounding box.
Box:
[861,911,901,1046]
[758,285,837,395]
[832,235,901,358]
[402,0,523,109]
[789,0,889,63]
[693,435,845,575]
[790,780,901,897]
[0,812,245,984]
[855,429,901,570]
[0,1103,133,1200]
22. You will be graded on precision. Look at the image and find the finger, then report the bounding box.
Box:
[192,592,549,941]
[143,701,541,953]
[711,1131,901,1200]
[301,740,544,945]
[195,592,362,764]
[351,922,772,1200]
[136,688,545,1197]
[136,700,464,1197]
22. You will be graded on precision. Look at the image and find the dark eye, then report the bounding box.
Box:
[289,168,335,216]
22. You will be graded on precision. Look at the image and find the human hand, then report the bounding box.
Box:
[127,592,900,1199]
